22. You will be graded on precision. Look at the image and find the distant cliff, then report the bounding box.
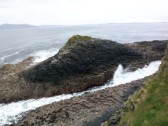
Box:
[0,24,37,30]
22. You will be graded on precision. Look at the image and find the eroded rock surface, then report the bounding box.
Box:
[21,35,142,83]
[15,78,146,126]
[125,40,168,70]
[0,35,167,103]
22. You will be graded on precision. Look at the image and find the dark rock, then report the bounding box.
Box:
[21,35,142,84]
[126,40,168,62]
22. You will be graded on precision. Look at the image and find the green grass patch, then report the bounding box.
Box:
[119,47,168,126]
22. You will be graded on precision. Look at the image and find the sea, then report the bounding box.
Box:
[0,23,168,67]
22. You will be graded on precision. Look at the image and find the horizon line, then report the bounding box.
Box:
[0,21,168,27]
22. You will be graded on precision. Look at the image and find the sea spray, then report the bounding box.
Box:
[0,48,59,66]
[112,61,161,86]
[32,48,59,63]
[87,61,161,92]
[0,61,161,125]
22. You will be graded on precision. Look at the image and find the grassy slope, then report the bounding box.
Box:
[119,47,168,126]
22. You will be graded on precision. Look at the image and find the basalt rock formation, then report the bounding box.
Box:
[15,42,168,126]
[21,35,142,83]
[0,35,167,103]
[127,40,167,59]
[15,78,146,126]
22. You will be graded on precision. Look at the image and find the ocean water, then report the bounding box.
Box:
[0,23,168,67]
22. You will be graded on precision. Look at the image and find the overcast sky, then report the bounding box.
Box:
[0,0,168,25]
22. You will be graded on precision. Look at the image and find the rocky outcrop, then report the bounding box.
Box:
[0,36,168,126]
[127,40,167,61]
[125,40,168,70]
[21,35,142,83]
[0,57,33,103]
[15,78,146,126]
[0,35,167,103]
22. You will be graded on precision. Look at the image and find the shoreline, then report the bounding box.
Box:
[0,36,167,125]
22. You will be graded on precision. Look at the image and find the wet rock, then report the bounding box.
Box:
[15,78,146,126]
[125,40,168,69]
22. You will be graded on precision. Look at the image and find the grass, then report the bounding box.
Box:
[119,47,168,126]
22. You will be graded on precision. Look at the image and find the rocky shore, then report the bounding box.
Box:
[0,35,167,103]
[15,78,146,126]
[0,35,168,126]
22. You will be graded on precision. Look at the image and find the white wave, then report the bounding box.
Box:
[31,48,59,63]
[0,48,59,66]
[0,94,81,125]
[0,61,161,125]
[112,61,161,86]
[0,50,24,61]
[87,61,161,92]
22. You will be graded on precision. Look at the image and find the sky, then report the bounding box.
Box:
[0,0,168,25]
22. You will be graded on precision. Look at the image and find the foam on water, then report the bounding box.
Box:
[0,48,59,66]
[0,61,161,125]
[0,49,25,61]
[88,61,161,92]
[31,48,59,63]
[112,61,161,86]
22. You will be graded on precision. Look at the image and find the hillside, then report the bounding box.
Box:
[118,45,168,126]
[0,24,37,30]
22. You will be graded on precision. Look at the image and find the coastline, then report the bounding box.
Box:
[0,36,167,125]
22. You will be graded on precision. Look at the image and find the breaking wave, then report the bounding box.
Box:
[0,48,59,66]
[31,48,59,63]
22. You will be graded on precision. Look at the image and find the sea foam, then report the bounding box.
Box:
[32,48,59,63]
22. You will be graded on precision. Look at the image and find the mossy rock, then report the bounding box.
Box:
[65,35,95,47]
[22,35,142,83]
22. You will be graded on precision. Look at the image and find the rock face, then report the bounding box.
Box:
[15,78,146,126]
[0,57,34,103]
[125,40,168,70]
[21,35,142,84]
